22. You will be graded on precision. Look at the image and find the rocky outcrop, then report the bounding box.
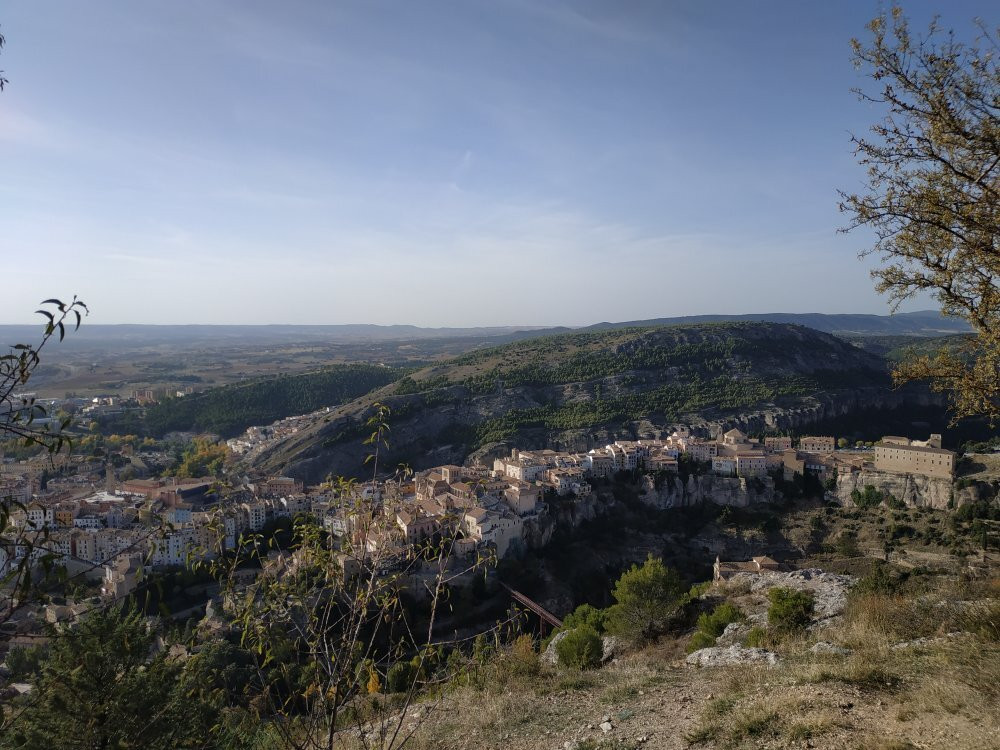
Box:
[891,632,966,650]
[727,568,857,624]
[519,489,603,551]
[638,474,774,509]
[601,635,621,663]
[686,645,780,667]
[832,469,963,510]
[810,641,853,656]
[541,630,620,667]
[715,622,751,647]
[541,631,568,666]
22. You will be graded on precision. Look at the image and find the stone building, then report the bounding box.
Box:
[874,435,955,479]
[799,436,835,453]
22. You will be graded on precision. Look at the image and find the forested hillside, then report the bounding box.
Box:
[838,333,972,362]
[246,323,898,482]
[104,364,407,438]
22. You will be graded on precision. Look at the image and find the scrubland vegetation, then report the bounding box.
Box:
[104,364,407,438]
[397,559,1000,750]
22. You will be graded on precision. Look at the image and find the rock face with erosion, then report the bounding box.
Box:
[832,469,966,510]
[639,474,774,509]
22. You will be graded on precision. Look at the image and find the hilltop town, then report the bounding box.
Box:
[0,416,959,615]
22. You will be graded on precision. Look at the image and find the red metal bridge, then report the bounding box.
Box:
[500,582,562,629]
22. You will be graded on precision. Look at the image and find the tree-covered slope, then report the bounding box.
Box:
[119,364,408,438]
[246,323,897,482]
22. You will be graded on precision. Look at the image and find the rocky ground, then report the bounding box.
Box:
[403,642,996,750]
[401,564,999,750]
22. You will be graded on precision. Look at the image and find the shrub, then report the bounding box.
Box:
[562,603,608,634]
[834,531,861,557]
[851,485,885,509]
[366,667,381,695]
[687,630,718,653]
[556,625,603,670]
[886,494,906,510]
[852,563,903,597]
[506,634,540,677]
[954,500,1000,523]
[5,645,45,680]
[685,602,746,653]
[890,523,917,540]
[687,581,713,600]
[385,661,416,693]
[767,587,814,630]
[697,602,746,638]
[604,555,685,643]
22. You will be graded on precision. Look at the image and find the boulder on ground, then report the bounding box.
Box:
[810,641,852,656]
[541,630,569,666]
[685,645,779,668]
[601,635,621,663]
[716,621,751,646]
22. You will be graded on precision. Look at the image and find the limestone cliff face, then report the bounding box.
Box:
[832,469,962,510]
[521,491,603,550]
[637,473,775,509]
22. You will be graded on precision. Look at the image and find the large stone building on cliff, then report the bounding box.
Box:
[874,434,955,479]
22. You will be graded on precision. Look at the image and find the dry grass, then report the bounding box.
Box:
[717,662,774,696]
[834,592,946,649]
[404,654,690,750]
[406,571,1000,750]
[686,695,841,748]
[871,741,920,750]
[686,568,1000,749]
[904,676,984,717]
[793,652,903,692]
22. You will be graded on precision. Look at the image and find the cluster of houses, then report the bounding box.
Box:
[0,471,327,600]
[1,421,959,607]
[225,410,330,456]
[498,428,850,483]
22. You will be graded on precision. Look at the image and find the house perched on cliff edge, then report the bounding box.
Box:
[874,434,955,480]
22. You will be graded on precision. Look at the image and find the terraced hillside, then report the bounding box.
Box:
[243,322,907,483]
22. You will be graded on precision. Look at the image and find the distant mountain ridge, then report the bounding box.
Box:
[0,310,968,352]
[0,323,549,351]
[577,310,970,337]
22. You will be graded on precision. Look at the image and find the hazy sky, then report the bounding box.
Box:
[0,1,991,326]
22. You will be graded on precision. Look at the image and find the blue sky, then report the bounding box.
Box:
[0,1,991,325]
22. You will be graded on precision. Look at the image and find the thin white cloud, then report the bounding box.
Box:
[0,109,70,150]
[101,253,169,266]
